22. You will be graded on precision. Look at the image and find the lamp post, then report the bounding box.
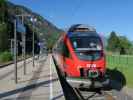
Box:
[30,17,37,67]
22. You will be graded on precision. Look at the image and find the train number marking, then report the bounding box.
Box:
[86,64,96,68]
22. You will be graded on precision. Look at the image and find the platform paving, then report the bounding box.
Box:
[0,54,65,100]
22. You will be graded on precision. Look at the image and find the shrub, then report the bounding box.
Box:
[0,51,13,63]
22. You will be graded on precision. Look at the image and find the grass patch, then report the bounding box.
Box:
[106,54,133,88]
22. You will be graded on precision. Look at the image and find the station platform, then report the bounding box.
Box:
[0,54,65,100]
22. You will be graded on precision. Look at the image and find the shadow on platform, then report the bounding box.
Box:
[0,78,58,99]
[106,68,126,91]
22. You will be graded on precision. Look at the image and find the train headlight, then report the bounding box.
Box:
[77,65,82,70]
[97,45,102,50]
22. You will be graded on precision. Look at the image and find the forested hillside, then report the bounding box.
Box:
[0,0,63,53]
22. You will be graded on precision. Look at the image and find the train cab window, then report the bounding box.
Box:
[69,33,103,60]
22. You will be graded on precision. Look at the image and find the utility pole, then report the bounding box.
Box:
[14,19,18,84]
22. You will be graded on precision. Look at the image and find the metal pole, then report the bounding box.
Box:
[14,19,18,84]
[21,15,26,75]
[10,39,13,55]
[32,24,35,67]
[22,32,26,75]
[24,33,26,74]
[126,55,128,65]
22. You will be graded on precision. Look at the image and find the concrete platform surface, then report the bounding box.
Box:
[0,54,65,100]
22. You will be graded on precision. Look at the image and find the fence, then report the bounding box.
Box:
[106,54,133,87]
[106,54,133,69]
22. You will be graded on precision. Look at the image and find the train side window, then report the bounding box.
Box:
[59,41,63,53]
[62,43,70,58]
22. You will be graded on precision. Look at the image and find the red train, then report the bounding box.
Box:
[53,24,108,88]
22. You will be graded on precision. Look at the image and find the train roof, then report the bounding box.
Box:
[68,24,96,32]
[67,31,99,38]
[66,24,99,38]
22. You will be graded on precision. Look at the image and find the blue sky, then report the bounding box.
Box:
[10,0,133,40]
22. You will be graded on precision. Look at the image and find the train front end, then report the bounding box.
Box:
[63,24,108,88]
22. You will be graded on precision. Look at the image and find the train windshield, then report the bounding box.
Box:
[70,32,103,60]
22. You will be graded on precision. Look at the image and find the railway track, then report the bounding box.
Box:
[73,87,115,100]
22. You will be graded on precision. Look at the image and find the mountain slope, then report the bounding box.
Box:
[7,1,63,49]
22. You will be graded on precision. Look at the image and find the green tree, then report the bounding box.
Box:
[119,36,132,54]
[0,23,9,52]
[119,36,132,49]
[107,31,133,54]
[0,0,7,23]
[107,31,120,52]
[0,0,9,52]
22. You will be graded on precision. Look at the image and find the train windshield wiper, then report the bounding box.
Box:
[75,48,101,51]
